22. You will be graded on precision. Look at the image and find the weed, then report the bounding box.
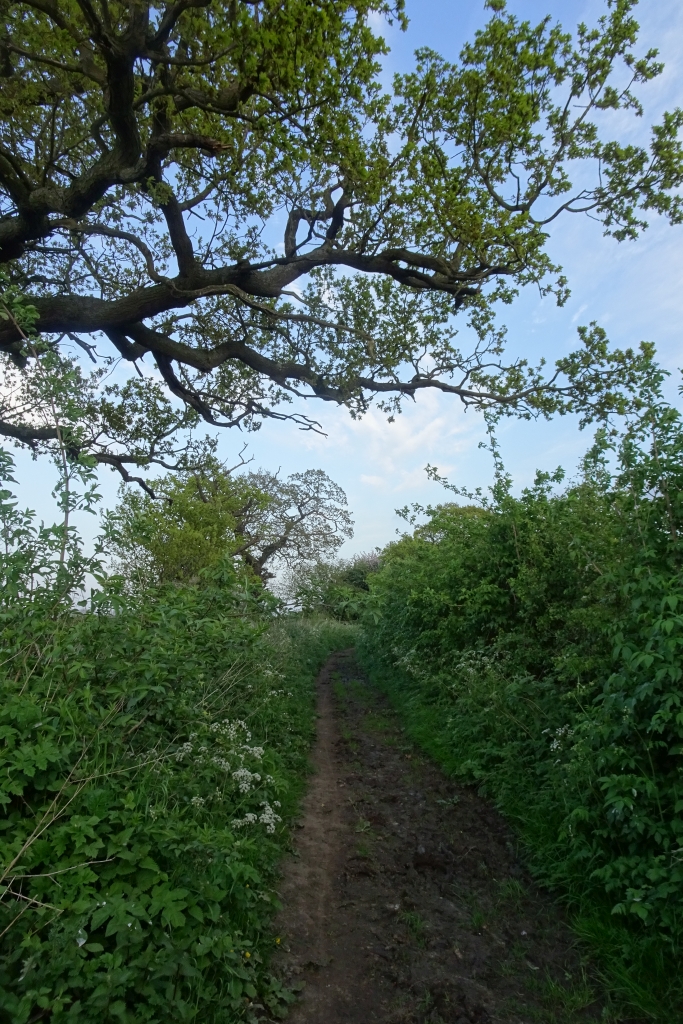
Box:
[400,910,427,946]
[497,877,527,911]
[364,713,394,734]
[471,908,487,932]
[541,971,596,1016]
[332,678,347,704]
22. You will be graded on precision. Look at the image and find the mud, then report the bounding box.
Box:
[271,651,604,1024]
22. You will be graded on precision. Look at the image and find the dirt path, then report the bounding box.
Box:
[272,651,603,1024]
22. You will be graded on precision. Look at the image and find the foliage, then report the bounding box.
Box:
[232,469,354,580]
[106,461,353,586]
[0,449,356,1023]
[0,1,681,480]
[287,551,380,620]
[358,379,683,1017]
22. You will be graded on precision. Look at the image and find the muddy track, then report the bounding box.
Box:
[271,651,603,1024]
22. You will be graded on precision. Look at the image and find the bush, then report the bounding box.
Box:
[0,451,356,1023]
[359,395,683,1017]
[289,552,380,619]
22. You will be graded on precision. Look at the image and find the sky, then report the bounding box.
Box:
[9,0,683,557]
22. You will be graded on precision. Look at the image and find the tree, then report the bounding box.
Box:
[286,550,381,618]
[232,467,354,580]
[0,0,681,482]
[107,461,353,585]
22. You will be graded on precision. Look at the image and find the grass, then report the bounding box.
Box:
[364,712,394,734]
[496,877,527,911]
[358,654,683,1024]
[470,907,487,932]
[400,910,427,947]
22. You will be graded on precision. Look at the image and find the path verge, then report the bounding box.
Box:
[272,651,605,1024]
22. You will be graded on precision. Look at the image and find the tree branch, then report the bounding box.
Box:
[148,0,211,48]
[0,419,60,444]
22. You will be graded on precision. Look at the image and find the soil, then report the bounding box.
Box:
[271,650,604,1024]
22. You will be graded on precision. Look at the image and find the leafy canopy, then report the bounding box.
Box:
[0,0,681,481]
[107,461,353,585]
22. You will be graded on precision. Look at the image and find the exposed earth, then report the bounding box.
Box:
[271,651,607,1024]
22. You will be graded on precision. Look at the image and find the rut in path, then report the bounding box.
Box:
[271,651,605,1024]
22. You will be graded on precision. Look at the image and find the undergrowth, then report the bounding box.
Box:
[0,449,355,1023]
[357,385,683,1022]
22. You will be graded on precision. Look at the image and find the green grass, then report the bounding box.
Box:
[358,654,683,1023]
[400,910,427,946]
[496,877,527,910]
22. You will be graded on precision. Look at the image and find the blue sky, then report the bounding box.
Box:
[10,0,683,556]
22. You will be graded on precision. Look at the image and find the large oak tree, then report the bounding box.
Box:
[0,0,681,483]
[107,462,354,585]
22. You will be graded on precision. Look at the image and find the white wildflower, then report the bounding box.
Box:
[232,767,261,793]
[259,802,282,834]
[241,744,264,760]
[232,813,258,829]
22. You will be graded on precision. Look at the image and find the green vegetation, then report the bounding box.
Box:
[1,0,683,1017]
[107,462,353,587]
[1,1,682,474]
[288,552,380,620]
[0,449,356,1023]
[358,375,683,1019]
[400,910,427,946]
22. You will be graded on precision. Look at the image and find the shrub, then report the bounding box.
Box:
[0,451,355,1023]
[359,393,683,1016]
[289,552,380,620]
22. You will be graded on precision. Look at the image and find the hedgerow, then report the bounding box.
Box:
[0,450,355,1023]
[359,386,683,1019]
